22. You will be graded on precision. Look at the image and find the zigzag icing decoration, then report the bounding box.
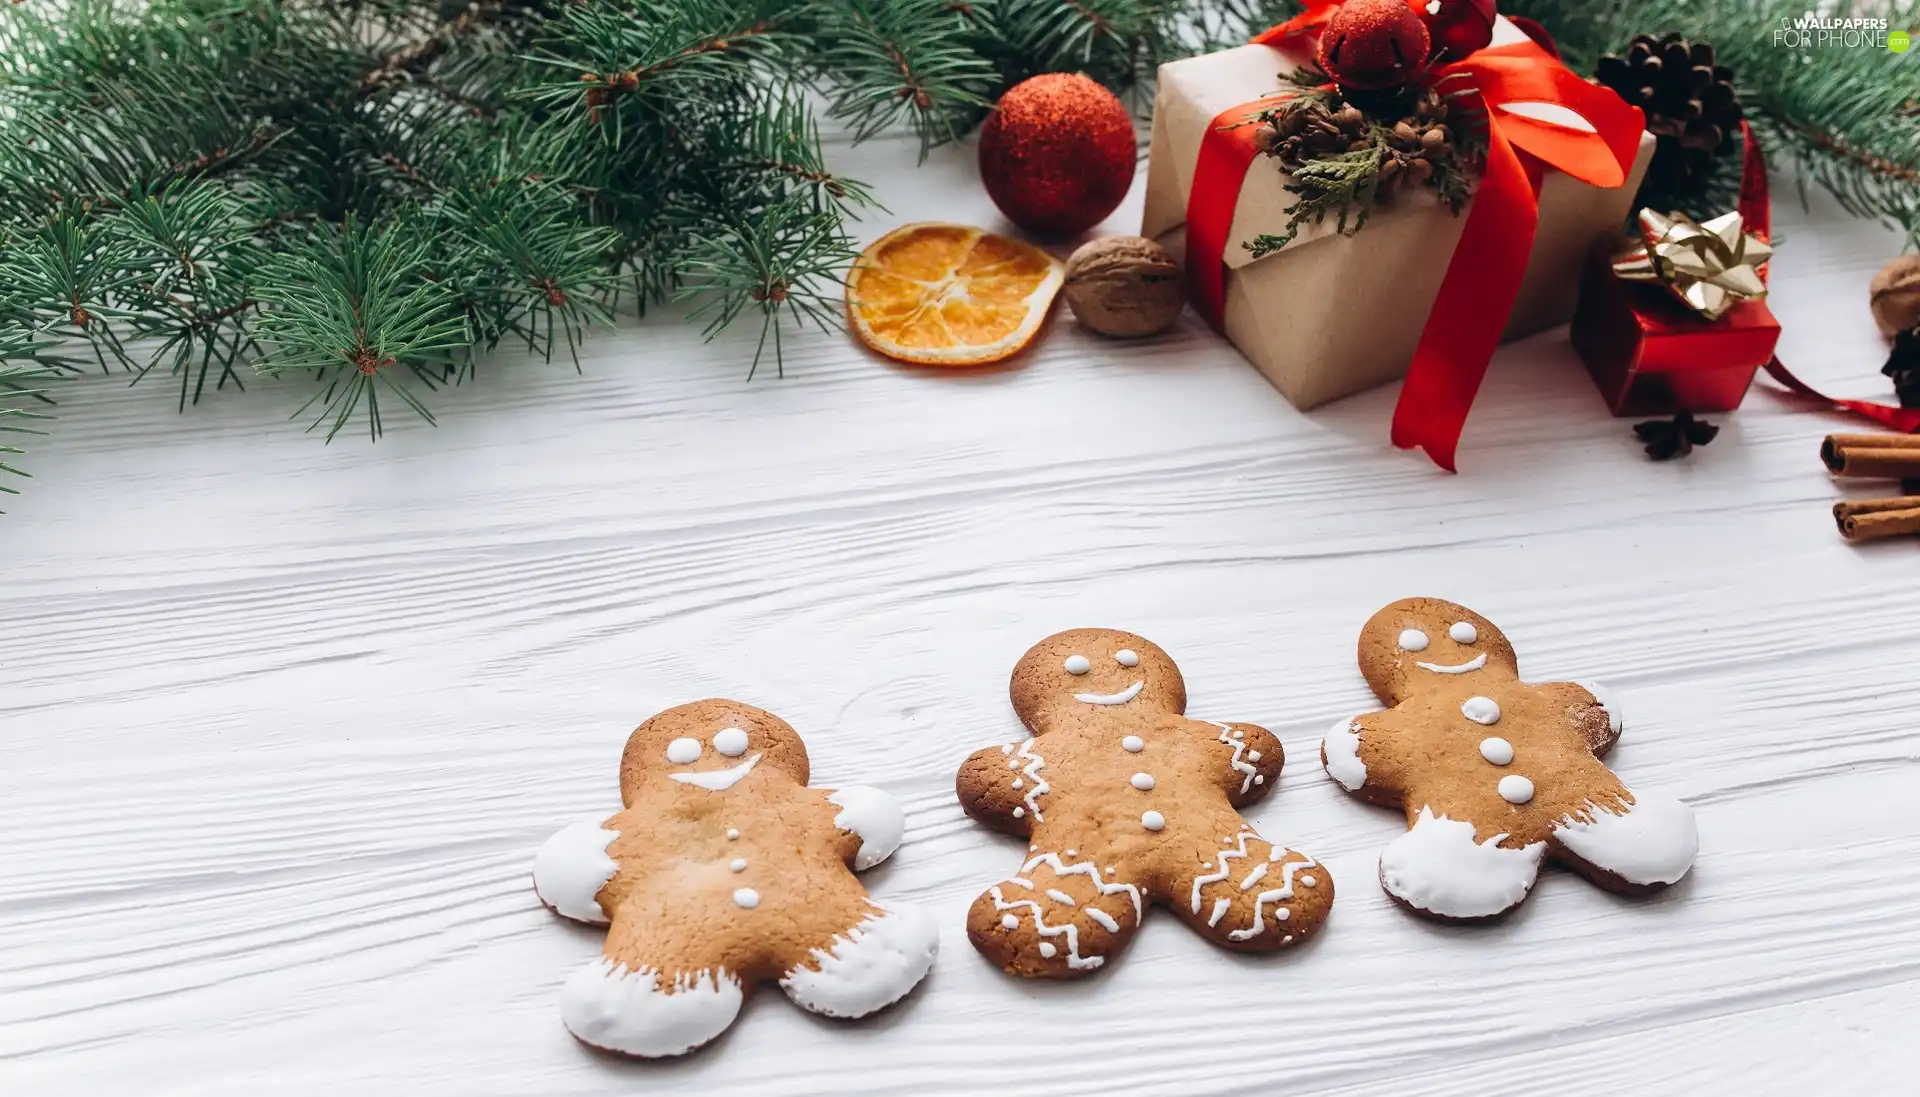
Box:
[990,887,1103,970]
[1229,855,1318,942]
[1207,721,1258,794]
[1189,829,1257,913]
[1015,740,1050,821]
[1022,851,1142,921]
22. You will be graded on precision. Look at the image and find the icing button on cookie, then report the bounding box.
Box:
[1141,810,1166,831]
[1461,696,1501,725]
[1121,735,1145,753]
[1497,774,1535,804]
[1130,772,1155,791]
[1478,737,1514,766]
[732,887,761,909]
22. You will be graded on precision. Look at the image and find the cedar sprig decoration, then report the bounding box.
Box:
[1246,71,1482,258]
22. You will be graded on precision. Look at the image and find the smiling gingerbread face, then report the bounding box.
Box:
[618,699,811,804]
[1357,598,1520,705]
[1009,628,1187,733]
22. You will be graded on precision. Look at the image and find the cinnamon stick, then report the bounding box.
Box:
[1833,497,1920,541]
[1821,434,1920,477]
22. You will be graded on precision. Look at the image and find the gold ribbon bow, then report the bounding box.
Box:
[1612,208,1772,322]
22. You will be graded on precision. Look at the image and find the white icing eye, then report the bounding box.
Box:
[665,737,702,765]
[1114,649,1139,667]
[711,727,749,757]
[1397,628,1430,652]
[1064,654,1091,675]
[1449,621,1478,644]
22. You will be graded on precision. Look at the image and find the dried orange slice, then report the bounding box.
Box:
[846,222,1064,366]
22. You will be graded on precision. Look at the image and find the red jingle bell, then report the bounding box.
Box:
[1317,0,1433,92]
[1423,0,1497,60]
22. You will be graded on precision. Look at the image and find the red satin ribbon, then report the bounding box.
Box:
[1192,2,1643,469]
[1739,120,1920,432]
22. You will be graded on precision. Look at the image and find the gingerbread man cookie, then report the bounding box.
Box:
[956,629,1331,977]
[532,700,938,1057]
[1324,598,1698,921]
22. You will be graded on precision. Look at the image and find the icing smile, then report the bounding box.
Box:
[1415,653,1487,674]
[671,753,761,790]
[1074,681,1144,706]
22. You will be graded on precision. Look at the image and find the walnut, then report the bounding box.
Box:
[1870,254,1920,338]
[1061,236,1185,339]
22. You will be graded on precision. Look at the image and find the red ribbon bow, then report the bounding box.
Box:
[1187,0,1643,469]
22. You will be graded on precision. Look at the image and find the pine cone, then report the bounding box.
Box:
[1596,34,1742,198]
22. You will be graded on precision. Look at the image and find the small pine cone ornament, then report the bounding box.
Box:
[1596,34,1742,198]
[1258,87,1454,190]
[1885,327,1920,410]
[978,73,1136,238]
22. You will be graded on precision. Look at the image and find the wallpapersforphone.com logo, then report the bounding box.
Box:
[1773,12,1908,51]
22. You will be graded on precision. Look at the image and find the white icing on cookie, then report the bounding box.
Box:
[1208,898,1231,926]
[1021,851,1142,921]
[1012,741,1050,821]
[726,828,740,840]
[989,888,1104,969]
[778,902,939,1019]
[1449,621,1478,644]
[1001,914,1019,929]
[732,887,760,909]
[1553,792,1697,885]
[730,858,748,872]
[1416,653,1488,674]
[1479,737,1514,765]
[1323,717,1367,791]
[1064,654,1091,675]
[1074,680,1144,706]
[1379,808,1544,919]
[1130,772,1155,790]
[1208,721,1258,794]
[1497,774,1534,804]
[1230,857,1315,942]
[1121,735,1145,753]
[1461,696,1501,725]
[1114,649,1139,667]
[1038,942,1057,958]
[533,818,620,924]
[1398,628,1430,652]
[1045,889,1076,906]
[1141,810,1166,831]
[711,727,749,757]
[1086,909,1119,932]
[670,753,761,791]
[665,737,702,765]
[561,962,742,1058]
[1573,679,1623,735]
[826,785,904,870]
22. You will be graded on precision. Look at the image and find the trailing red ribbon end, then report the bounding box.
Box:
[1194,3,1644,470]
[1736,119,1920,433]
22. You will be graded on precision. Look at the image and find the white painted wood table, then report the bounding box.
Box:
[5,123,1918,1097]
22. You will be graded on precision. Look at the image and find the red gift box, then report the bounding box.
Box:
[1570,243,1781,417]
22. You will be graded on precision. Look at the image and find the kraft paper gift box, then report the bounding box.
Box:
[1140,18,1655,412]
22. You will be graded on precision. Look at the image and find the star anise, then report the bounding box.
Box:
[1633,410,1720,460]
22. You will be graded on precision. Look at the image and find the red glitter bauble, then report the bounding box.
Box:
[1317,0,1432,92]
[1423,0,1497,60]
[978,73,1135,238]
